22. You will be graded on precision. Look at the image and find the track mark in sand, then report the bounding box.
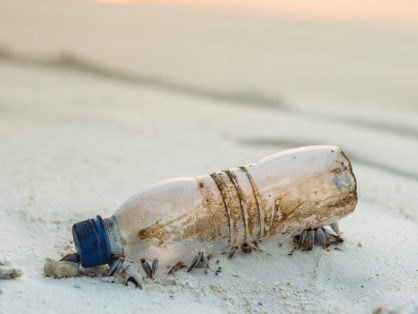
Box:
[0,48,281,109]
[0,47,417,140]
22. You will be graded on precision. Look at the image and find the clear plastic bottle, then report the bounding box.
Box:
[72,145,357,268]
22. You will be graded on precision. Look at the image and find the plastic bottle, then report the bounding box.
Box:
[72,145,357,268]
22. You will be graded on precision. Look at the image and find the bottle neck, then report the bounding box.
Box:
[103,216,124,257]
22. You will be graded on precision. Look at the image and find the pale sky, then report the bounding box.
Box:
[92,0,418,29]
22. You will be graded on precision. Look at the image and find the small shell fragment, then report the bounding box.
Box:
[0,258,23,279]
[121,263,143,289]
[0,266,23,279]
[43,258,80,278]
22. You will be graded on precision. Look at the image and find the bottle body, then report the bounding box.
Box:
[113,145,357,265]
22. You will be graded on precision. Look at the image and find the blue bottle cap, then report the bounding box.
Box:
[72,215,113,268]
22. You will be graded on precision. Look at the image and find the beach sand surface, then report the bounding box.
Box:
[0,1,417,313]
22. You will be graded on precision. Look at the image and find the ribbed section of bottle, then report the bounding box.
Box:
[207,167,263,245]
[205,147,357,243]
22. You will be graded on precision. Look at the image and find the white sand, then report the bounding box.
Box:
[0,1,418,313]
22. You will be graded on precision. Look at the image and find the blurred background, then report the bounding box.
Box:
[1,0,417,214]
[1,1,418,312]
[1,0,417,185]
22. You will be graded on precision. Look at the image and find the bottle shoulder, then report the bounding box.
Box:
[113,176,204,228]
[245,145,346,187]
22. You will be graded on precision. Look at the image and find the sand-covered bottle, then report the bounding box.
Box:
[71,145,357,268]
